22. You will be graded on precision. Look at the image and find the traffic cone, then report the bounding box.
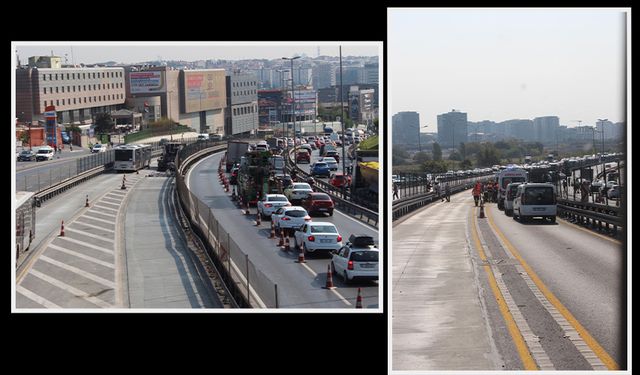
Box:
[245,201,250,215]
[323,264,336,289]
[136,170,139,175]
[85,195,89,207]
[479,201,485,218]
[269,221,275,238]
[231,189,236,201]
[278,231,285,246]
[355,288,363,308]
[256,212,261,226]
[295,242,306,263]
[59,220,65,236]
[121,176,126,189]
[285,236,291,251]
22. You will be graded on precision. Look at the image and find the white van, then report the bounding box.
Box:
[197,133,209,141]
[504,182,523,216]
[35,146,55,161]
[513,183,557,223]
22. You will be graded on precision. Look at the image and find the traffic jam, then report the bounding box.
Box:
[220,132,379,288]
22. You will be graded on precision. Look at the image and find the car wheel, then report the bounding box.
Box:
[329,209,334,216]
[343,271,350,284]
[549,216,556,223]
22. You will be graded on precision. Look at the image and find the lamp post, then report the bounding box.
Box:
[276,69,289,143]
[597,118,607,181]
[418,124,428,153]
[282,56,301,171]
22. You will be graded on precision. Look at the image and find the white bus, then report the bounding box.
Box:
[113,144,152,172]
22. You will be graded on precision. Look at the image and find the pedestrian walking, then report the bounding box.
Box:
[445,183,451,202]
[393,182,399,200]
[472,181,482,206]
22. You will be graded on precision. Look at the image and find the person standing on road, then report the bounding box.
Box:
[445,182,451,202]
[393,182,399,200]
[472,181,482,206]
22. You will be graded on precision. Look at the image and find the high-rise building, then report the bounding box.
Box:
[312,62,335,90]
[225,70,258,136]
[437,110,468,149]
[501,119,534,141]
[533,116,559,144]
[364,63,379,85]
[392,111,419,145]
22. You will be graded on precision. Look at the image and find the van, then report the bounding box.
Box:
[503,182,523,216]
[197,133,209,141]
[210,133,223,141]
[513,183,557,223]
[35,146,55,161]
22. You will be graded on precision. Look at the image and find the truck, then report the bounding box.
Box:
[226,140,250,172]
[496,166,528,210]
[157,142,182,172]
[237,150,280,205]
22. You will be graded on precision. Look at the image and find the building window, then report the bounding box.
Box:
[94,96,96,102]
[66,73,69,80]
[44,100,47,107]
[55,73,58,80]
[61,86,65,93]
[73,98,76,104]
[56,100,59,106]
[62,99,65,105]
[43,75,46,81]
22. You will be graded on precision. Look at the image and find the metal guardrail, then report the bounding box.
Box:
[285,148,379,227]
[557,198,624,237]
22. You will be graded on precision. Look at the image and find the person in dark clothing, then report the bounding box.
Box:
[444,183,451,202]
[393,183,399,200]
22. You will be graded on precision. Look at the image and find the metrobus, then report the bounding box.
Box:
[113,144,152,172]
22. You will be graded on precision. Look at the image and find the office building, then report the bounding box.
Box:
[437,109,468,148]
[392,111,419,145]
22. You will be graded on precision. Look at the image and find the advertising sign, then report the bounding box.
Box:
[183,70,226,113]
[130,71,165,93]
[44,105,58,148]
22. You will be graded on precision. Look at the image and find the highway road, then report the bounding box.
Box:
[393,191,624,370]
[186,151,379,309]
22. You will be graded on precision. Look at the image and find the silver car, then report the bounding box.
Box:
[257,194,290,219]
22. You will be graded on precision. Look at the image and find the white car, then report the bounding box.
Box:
[35,146,55,161]
[319,157,338,171]
[257,194,290,219]
[271,206,312,233]
[92,144,107,153]
[293,222,343,255]
[513,183,557,223]
[284,182,314,202]
[331,234,379,283]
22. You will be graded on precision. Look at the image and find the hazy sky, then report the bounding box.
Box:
[14,42,379,65]
[388,8,627,130]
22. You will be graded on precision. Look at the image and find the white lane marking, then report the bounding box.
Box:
[56,236,114,255]
[48,243,115,269]
[63,227,115,243]
[105,192,126,199]
[334,209,378,231]
[93,204,119,213]
[73,220,115,234]
[87,209,117,218]
[16,285,62,308]
[102,197,122,204]
[39,255,116,289]
[97,200,120,208]
[299,262,352,306]
[82,214,116,225]
[28,269,112,308]
[475,213,555,370]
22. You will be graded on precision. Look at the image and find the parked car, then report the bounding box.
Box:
[284,182,314,202]
[513,183,557,223]
[331,234,379,283]
[271,206,312,233]
[301,192,335,216]
[293,222,343,256]
[18,149,36,161]
[310,162,331,178]
[35,146,55,161]
[257,194,291,219]
[329,173,351,189]
[92,143,107,153]
[503,182,523,216]
[296,149,311,163]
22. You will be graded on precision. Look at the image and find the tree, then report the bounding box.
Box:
[432,142,442,161]
[449,150,462,161]
[477,144,501,166]
[94,113,115,133]
[422,160,448,174]
[393,148,410,166]
[19,131,30,146]
[460,159,472,170]
[413,151,431,164]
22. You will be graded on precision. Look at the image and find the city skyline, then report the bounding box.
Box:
[14,42,379,65]
[388,8,628,130]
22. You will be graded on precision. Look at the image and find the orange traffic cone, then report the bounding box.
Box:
[479,200,485,218]
[121,176,126,190]
[285,236,291,252]
[323,264,336,289]
[245,202,250,215]
[256,212,261,226]
[295,242,306,263]
[59,220,65,236]
[85,195,89,207]
[278,231,285,247]
[355,288,363,308]
[269,221,275,238]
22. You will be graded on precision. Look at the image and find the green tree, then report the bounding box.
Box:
[460,159,472,170]
[413,151,431,164]
[449,150,462,161]
[432,142,442,161]
[477,144,501,167]
[422,160,448,174]
[94,113,115,133]
[19,131,30,146]
[393,148,410,166]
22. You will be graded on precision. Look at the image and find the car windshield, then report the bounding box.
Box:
[502,176,526,189]
[285,210,307,217]
[268,196,288,202]
[293,183,311,190]
[350,251,378,262]
[312,194,331,201]
[94,145,102,149]
[37,149,51,154]
[524,187,555,205]
[20,151,32,155]
[310,225,337,233]
[333,175,345,181]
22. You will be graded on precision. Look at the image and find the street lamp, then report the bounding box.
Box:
[282,56,301,171]
[418,124,428,152]
[597,118,608,181]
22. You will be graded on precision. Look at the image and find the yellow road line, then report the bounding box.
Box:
[485,206,619,370]
[557,218,622,245]
[469,208,538,370]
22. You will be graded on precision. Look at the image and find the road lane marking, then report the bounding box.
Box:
[82,214,117,225]
[56,236,114,254]
[73,220,115,233]
[93,204,119,213]
[485,206,619,370]
[48,244,115,269]
[299,260,352,306]
[96,201,120,208]
[28,269,112,308]
[63,227,115,243]
[557,219,622,245]
[87,209,117,218]
[102,197,122,204]
[469,208,538,370]
[39,255,116,289]
[17,285,61,308]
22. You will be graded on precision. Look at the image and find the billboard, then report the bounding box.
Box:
[44,105,58,148]
[183,70,226,113]
[130,71,165,93]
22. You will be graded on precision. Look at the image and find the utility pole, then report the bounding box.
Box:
[339,46,346,194]
[282,56,301,170]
